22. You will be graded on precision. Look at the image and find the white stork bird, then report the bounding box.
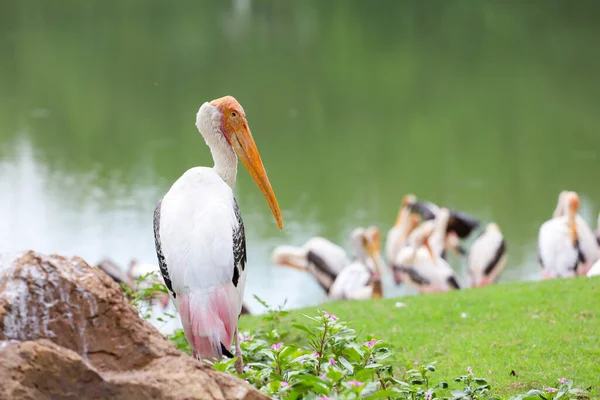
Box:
[153,96,282,373]
[467,223,507,287]
[271,236,350,294]
[392,209,461,292]
[538,192,591,278]
[546,190,600,275]
[385,194,422,266]
[329,226,385,300]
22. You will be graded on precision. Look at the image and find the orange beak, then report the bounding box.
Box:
[230,125,283,230]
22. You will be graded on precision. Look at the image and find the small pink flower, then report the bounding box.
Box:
[424,392,432,400]
[239,336,253,342]
[317,397,333,400]
[280,381,288,388]
[329,357,335,366]
[467,366,472,374]
[313,351,320,358]
[548,387,558,393]
[364,339,377,348]
[559,377,567,384]
[347,380,363,387]
[270,342,283,350]
[323,312,338,321]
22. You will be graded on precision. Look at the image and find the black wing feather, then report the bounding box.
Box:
[153,199,176,299]
[232,198,247,287]
[483,239,506,277]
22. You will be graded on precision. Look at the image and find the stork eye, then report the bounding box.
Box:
[231,111,238,117]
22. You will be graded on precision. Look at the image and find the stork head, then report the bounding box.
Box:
[197,95,283,230]
[271,245,308,271]
[402,194,417,208]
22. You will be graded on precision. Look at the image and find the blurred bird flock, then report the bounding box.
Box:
[104,189,600,335]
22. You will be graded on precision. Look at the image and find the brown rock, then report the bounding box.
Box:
[0,251,268,400]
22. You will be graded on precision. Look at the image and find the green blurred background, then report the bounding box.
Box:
[1,0,599,311]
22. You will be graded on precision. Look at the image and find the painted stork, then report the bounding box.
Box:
[546,191,600,275]
[467,223,507,287]
[385,194,421,266]
[271,236,350,294]
[329,226,385,300]
[392,209,461,292]
[153,96,282,373]
[538,192,589,278]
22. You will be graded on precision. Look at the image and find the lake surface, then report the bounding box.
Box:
[2,0,600,316]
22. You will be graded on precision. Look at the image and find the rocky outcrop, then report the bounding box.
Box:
[0,251,267,400]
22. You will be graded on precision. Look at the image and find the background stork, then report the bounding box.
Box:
[153,96,282,373]
[328,226,385,300]
[467,223,507,287]
[271,236,350,294]
[547,190,600,275]
[393,209,461,292]
[538,192,584,278]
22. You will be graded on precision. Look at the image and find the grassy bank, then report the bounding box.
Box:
[240,277,600,397]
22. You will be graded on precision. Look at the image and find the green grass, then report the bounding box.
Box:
[240,277,600,397]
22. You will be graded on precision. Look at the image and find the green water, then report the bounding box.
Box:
[1,0,600,311]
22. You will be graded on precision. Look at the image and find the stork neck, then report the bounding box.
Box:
[212,144,238,188]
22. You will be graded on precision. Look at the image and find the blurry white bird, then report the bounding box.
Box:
[467,223,507,287]
[538,192,587,278]
[393,210,461,293]
[153,96,282,373]
[271,237,350,294]
[385,194,421,266]
[329,226,385,300]
[547,191,600,275]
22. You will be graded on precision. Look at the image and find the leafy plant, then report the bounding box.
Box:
[126,283,590,400]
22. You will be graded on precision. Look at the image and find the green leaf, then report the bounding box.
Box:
[474,378,488,385]
[435,381,449,389]
[338,356,354,374]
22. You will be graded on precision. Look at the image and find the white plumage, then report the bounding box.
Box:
[538,216,580,278]
[393,209,461,293]
[467,223,506,287]
[159,167,243,354]
[328,227,384,300]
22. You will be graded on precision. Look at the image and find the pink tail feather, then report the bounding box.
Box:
[178,285,240,361]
